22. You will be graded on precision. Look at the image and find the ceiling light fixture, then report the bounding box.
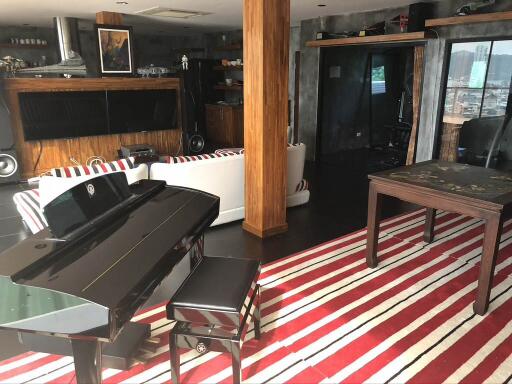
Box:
[136,7,211,19]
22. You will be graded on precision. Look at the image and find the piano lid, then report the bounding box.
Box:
[0,180,219,340]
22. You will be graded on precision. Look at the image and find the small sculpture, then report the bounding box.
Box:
[182,55,189,71]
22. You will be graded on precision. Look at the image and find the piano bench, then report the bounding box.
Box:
[166,256,261,384]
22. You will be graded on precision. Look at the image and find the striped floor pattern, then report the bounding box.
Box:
[1,209,512,384]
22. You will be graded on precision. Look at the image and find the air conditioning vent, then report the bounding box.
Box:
[136,7,211,18]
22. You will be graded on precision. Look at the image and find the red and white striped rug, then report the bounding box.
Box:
[1,209,512,384]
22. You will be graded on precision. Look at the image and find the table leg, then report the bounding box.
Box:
[423,208,437,243]
[71,339,102,384]
[366,182,382,268]
[474,214,503,316]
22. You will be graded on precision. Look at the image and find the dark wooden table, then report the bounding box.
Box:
[366,160,512,315]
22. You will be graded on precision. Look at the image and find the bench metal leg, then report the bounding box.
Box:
[231,341,241,384]
[169,332,180,384]
[254,287,261,340]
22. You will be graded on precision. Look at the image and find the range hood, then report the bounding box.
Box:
[19,17,86,76]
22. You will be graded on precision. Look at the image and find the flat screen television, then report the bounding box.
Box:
[19,89,178,141]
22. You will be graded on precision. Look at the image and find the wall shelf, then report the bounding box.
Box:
[305,32,430,48]
[214,84,243,91]
[0,43,48,49]
[213,43,243,51]
[425,11,512,27]
[214,65,243,71]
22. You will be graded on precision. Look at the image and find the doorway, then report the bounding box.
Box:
[318,44,419,174]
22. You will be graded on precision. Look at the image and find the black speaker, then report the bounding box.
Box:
[180,59,223,155]
[408,2,434,32]
[0,150,20,183]
[186,132,205,154]
[0,95,14,149]
[0,94,20,183]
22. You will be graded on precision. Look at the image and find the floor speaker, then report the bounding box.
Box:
[0,150,20,184]
[0,94,19,183]
[0,95,14,149]
[186,132,205,154]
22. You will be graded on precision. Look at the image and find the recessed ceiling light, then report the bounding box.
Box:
[136,6,211,19]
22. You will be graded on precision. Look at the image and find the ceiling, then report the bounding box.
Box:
[0,0,433,34]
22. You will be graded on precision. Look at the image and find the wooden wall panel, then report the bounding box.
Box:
[3,78,182,178]
[242,0,290,238]
[406,45,425,165]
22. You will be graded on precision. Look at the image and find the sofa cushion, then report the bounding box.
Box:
[50,157,136,178]
[13,189,47,234]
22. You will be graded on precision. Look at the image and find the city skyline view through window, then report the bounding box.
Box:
[443,39,512,124]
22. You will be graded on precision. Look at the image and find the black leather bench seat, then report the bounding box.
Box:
[166,256,262,384]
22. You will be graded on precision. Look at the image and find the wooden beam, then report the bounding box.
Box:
[96,11,123,25]
[306,32,429,48]
[425,11,512,28]
[406,46,425,165]
[242,0,290,238]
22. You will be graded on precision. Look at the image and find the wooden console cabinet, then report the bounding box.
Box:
[2,78,182,178]
[205,104,244,148]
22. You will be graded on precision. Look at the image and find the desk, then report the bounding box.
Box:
[366,160,512,315]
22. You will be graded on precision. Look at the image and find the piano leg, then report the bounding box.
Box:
[71,339,103,384]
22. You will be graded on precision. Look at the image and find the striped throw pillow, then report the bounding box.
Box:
[51,157,136,178]
[214,148,245,155]
[296,179,309,193]
[13,189,47,234]
[161,151,242,164]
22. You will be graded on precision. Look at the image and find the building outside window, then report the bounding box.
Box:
[443,39,512,125]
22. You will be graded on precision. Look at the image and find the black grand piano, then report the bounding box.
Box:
[0,173,219,383]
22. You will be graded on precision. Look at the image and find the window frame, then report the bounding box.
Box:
[441,36,512,124]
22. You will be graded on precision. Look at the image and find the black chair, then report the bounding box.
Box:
[166,256,261,384]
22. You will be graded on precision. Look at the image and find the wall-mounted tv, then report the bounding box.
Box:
[19,89,178,141]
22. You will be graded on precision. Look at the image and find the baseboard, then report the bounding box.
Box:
[242,221,288,238]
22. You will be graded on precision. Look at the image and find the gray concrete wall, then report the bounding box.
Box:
[298,6,410,160]
[0,26,58,69]
[297,0,512,161]
[289,26,301,142]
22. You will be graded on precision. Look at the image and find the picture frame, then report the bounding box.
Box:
[94,24,134,76]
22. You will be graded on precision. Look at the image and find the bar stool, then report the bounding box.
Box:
[166,256,261,384]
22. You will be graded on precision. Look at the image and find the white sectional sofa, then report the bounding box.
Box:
[150,144,310,226]
[13,145,309,234]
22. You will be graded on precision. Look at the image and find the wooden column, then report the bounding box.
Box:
[242,0,290,238]
[96,11,123,25]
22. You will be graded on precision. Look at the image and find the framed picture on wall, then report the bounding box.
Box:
[95,24,134,76]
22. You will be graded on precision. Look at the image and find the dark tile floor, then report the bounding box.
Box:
[204,160,413,264]
[0,161,412,360]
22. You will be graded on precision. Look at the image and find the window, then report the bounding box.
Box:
[443,39,512,124]
[371,65,386,95]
